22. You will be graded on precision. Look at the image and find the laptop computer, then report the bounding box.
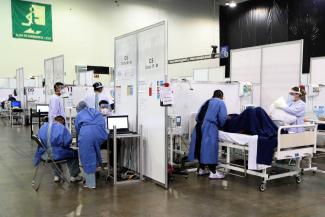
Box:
[36,104,49,115]
[11,101,21,108]
[107,115,133,134]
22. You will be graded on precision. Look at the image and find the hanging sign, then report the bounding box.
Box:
[11,0,53,41]
[160,83,174,106]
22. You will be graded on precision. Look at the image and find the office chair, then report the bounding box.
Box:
[31,135,70,191]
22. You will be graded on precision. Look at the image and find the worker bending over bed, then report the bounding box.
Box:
[189,90,227,179]
[276,86,306,132]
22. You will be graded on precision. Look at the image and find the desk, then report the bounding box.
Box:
[30,109,48,138]
[10,108,24,126]
[107,127,143,185]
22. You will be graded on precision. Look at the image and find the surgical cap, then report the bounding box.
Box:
[76,101,88,113]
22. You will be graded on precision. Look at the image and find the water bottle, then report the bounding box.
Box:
[318,106,325,117]
[313,106,319,119]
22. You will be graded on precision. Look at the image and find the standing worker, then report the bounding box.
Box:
[75,101,108,189]
[84,82,110,111]
[188,90,228,179]
[49,82,66,123]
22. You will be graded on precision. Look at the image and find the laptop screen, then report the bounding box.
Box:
[107,116,129,130]
[36,105,49,113]
[11,101,21,108]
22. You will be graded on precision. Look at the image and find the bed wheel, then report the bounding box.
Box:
[296,176,302,184]
[259,183,266,192]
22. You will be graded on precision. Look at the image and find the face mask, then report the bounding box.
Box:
[287,95,294,103]
[100,108,110,116]
[60,88,68,97]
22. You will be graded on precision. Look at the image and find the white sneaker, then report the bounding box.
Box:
[83,185,96,189]
[70,176,83,182]
[54,176,60,182]
[197,168,210,176]
[209,171,225,179]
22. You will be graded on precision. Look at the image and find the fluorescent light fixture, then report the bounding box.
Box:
[226,1,237,8]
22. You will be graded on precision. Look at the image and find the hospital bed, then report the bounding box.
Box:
[218,124,317,191]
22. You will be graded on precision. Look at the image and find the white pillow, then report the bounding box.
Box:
[269,98,297,125]
[273,97,287,108]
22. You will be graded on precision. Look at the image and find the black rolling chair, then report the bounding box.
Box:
[31,135,70,191]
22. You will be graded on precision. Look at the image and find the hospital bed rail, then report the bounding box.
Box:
[219,124,317,192]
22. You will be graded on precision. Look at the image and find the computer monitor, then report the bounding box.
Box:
[107,116,129,130]
[11,101,21,108]
[36,104,49,113]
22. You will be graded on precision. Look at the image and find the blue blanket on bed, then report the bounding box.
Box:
[222,107,278,165]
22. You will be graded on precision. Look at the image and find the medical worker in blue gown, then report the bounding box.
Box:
[276,86,306,133]
[34,116,82,183]
[189,90,228,179]
[75,101,108,189]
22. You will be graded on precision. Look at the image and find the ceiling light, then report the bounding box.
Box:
[226,1,237,8]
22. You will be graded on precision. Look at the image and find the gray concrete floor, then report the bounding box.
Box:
[1,120,325,217]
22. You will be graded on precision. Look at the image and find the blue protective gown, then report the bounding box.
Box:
[283,100,306,133]
[188,98,227,164]
[75,108,108,173]
[34,122,75,166]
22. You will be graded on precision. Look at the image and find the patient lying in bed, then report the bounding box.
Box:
[221,107,278,166]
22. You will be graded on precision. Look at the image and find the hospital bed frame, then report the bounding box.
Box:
[219,124,317,192]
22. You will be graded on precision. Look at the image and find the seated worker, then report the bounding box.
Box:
[98,99,121,167]
[275,86,306,133]
[34,116,82,182]
[75,101,108,189]
[189,90,227,179]
[8,94,16,102]
[99,100,113,117]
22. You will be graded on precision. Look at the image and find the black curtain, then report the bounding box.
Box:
[288,0,325,76]
[220,0,325,77]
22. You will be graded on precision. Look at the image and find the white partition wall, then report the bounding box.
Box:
[44,55,64,103]
[231,40,303,110]
[79,71,94,87]
[172,82,247,135]
[310,57,325,84]
[0,78,16,88]
[308,57,325,110]
[115,21,168,187]
[44,59,54,102]
[26,87,46,104]
[115,34,138,131]
[16,67,25,108]
[261,41,303,109]
[137,22,167,187]
[231,47,262,83]
[0,89,15,102]
[193,66,226,82]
